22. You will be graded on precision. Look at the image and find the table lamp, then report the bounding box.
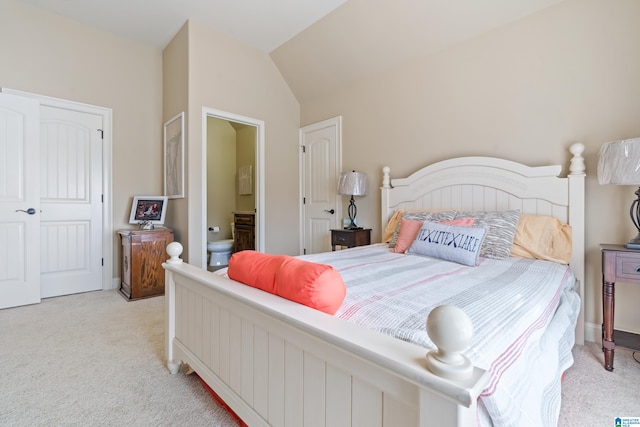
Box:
[337,171,368,229]
[598,138,640,248]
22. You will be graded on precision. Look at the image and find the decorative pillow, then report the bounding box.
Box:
[383,209,406,243]
[393,217,476,253]
[392,218,423,253]
[275,257,346,315]
[407,221,487,266]
[510,214,572,264]
[453,210,520,259]
[388,210,457,248]
[227,250,346,315]
[228,250,286,293]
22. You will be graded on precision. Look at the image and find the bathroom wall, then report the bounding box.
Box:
[206,117,236,241]
[235,125,256,212]
[206,117,257,242]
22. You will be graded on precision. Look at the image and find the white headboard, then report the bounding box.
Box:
[380,143,586,344]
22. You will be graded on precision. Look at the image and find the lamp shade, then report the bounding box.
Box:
[337,171,368,196]
[598,138,640,185]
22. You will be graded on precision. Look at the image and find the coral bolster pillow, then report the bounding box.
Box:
[227,251,346,315]
[227,250,286,294]
[275,257,346,315]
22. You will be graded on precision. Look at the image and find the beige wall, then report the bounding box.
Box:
[235,126,257,213]
[178,20,300,266]
[206,117,236,241]
[300,0,640,334]
[1,0,163,280]
[162,23,189,257]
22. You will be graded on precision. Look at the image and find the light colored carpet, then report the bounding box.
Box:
[0,290,236,426]
[1,289,638,426]
[559,340,640,426]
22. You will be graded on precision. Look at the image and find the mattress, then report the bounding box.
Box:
[298,243,580,427]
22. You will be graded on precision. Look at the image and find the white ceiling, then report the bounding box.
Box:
[15,0,349,52]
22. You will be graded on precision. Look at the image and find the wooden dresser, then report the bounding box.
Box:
[234,212,255,252]
[118,228,174,300]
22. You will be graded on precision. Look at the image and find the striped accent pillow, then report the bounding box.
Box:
[388,211,457,248]
[453,210,520,259]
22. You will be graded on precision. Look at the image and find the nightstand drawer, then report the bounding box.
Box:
[330,228,371,250]
[616,254,640,281]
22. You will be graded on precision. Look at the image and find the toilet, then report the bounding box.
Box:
[207,223,235,267]
[207,239,234,267]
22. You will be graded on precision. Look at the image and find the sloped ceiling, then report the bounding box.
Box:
[15,0,565,103]
[271,0,565,102]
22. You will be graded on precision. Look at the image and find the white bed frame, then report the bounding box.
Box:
[164,144,585,426]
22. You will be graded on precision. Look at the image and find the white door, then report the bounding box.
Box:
[300,117,342,254]
[0,93,41,309]
[39,106,103,298]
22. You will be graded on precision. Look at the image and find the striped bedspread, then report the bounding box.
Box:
[299,243,580,427]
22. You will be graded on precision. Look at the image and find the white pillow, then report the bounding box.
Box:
[407,221,487,266]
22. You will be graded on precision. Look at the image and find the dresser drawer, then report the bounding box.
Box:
[615,254,640,282]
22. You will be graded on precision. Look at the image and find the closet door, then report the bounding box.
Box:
[0,93,41,309]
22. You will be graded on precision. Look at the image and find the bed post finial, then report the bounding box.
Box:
[382,166,391,189]
[569,142,586,175]
[166,241,183,264]
[425,305,474,380]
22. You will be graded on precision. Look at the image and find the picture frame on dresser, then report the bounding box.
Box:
[164,111,184,199]
[129,196,168,226]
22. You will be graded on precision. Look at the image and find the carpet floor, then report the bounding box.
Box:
[1,289,638,426]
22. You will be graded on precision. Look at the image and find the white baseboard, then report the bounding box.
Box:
[110,277,120,290]
[584,322,600,345]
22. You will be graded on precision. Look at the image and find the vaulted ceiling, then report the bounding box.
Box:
[16,0,565,102]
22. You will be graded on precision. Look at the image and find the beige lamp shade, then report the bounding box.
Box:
[598,138,640,185]
[598,137,640,249]
[337,171,368,196]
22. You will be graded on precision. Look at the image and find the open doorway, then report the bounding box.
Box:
[202,108,265,269]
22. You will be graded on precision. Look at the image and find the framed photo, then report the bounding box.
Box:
[129,196,168,226]
[164,112,184,199]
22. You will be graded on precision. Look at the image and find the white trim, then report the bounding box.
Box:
[1,88,114,291]
[200,107,265,267]
[298,116,343,254]
[585,322,601,344]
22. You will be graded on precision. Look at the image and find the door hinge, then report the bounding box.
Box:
[101,194,104,203]
[302,145,306,153]
[101,258,104,266]
[98,129,104,139]
[303,248,306,255]
[303,197,306,204]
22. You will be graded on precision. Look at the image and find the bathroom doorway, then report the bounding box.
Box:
[203,108,264,270]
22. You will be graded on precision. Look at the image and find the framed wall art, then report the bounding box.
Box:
[164,112,184,199]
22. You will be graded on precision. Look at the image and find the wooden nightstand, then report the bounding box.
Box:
[118,229,174,300]
[600,244,640,371]
[331,228,371,251]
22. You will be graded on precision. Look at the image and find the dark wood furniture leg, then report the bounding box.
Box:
[602,279,615,371]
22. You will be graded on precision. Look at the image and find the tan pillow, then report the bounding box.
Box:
[510,214,572,264]
[383,209,405,243]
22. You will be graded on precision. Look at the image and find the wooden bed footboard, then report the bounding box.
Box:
[164,244,489,427]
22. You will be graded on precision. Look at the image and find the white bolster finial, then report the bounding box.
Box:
[425,305,474,380]
[166,241,183,264]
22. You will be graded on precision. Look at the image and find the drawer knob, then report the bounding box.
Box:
[635,266,640,272]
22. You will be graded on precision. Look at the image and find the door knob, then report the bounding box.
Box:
[324,209,335,215]
[15,208,37,215]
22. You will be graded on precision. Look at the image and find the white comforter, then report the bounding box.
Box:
[299,243,580,427]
